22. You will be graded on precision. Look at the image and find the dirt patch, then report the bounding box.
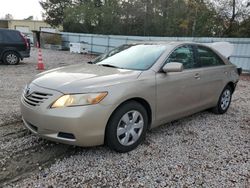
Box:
[0,121,74,185]
[0,48,93,187]
[241,74,250,81]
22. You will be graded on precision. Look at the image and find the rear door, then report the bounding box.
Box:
[195,45,228,108]
[156,45,204,124]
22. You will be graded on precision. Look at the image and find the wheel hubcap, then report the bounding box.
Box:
[220,89,231,110]
[117,110,144,146]
[6,54,18,64]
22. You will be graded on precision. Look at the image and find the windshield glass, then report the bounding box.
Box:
[93,44,168,70]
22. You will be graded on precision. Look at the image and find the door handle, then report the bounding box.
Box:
[194,73,200,79]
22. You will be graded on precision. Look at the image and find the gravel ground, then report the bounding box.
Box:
[0,49,249,187]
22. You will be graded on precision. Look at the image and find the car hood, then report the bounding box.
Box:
[32,64,142,93]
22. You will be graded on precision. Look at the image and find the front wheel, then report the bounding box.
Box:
[105,101,148,153]
[212,85,232,114]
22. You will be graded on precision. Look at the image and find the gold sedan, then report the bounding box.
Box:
[20,42,240,152]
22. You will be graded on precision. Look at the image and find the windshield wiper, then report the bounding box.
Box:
[98,64,122,69]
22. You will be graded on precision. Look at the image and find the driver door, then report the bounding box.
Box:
[155,45,203,124]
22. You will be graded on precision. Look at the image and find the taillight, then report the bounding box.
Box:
[20,32,29,49]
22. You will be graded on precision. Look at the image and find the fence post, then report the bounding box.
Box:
[67,34,69,49]
[90,35,93,54]
[107,35,110,52]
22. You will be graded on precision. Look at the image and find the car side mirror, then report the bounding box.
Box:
[162,62,183,73]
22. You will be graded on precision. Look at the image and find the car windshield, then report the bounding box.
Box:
[93,44,168,70]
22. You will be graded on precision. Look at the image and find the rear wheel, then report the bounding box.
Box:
[212,85,232,114]
[3,51,20,65]
[105,101,148,153]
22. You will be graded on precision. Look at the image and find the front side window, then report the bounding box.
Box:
[197,46,225,67]
[94,44,168,70]
[165,46,196,69]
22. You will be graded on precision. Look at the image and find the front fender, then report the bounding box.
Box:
[100,75,156,124]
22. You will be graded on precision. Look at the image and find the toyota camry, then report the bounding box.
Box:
[21,42,241,152]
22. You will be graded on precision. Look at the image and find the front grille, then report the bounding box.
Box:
[23,92,52,106]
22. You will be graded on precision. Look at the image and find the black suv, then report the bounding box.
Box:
[0,28,30,65]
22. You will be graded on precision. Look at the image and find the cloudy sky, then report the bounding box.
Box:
[0,0,43,20]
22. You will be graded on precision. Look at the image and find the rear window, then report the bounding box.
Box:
[2,30,22,43]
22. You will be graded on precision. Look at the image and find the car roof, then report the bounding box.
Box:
[0,28,19,32]
[128,41,199,46]
[128,41,222,52]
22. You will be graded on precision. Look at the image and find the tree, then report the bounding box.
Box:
[64,0,122,34]
[237,18,250,36]
[39,0,72,27]
[208,0,250,36]
[182,0,224,37]
[40,0,250,37]
[63,1,101,33]
[4,14,13,20]
[24,16,34,20]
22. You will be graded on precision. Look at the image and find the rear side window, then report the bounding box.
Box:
[197,46,225,67]
[3,30,22,43]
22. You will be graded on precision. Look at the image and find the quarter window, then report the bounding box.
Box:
[197,46,225,67]
[165,46,196,69]
[3,31,22,43]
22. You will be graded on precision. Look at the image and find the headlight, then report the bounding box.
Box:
[51,92,108,108]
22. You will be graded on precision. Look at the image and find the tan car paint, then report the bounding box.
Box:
[21,42,239,147]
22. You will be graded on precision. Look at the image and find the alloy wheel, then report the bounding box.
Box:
[6,54,18,64]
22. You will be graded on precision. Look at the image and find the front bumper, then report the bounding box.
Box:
[20,84,113,147]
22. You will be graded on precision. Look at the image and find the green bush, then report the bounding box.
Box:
[42,33,62,45]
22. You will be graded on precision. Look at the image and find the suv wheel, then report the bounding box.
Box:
[3,51,20,65]
[105,101,148,153]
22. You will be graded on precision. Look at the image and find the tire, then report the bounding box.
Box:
[105,101,148,153]
[211,85,232,114]
[3,51,20,65]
